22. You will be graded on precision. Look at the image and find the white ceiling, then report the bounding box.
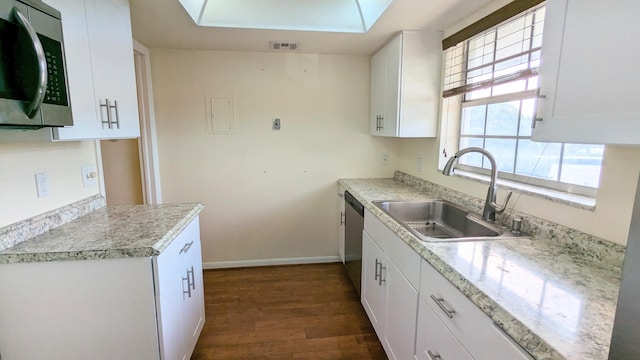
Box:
[129,0,498,55]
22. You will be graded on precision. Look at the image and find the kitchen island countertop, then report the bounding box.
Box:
[340,177,621,360]
[0,203,204,264]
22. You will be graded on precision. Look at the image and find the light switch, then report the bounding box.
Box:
[81,165,97,187]
[272,118,281,130]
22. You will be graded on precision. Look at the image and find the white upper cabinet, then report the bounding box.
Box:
[369,30,441,138]
[532,0,640,144]
[50,0,140,140]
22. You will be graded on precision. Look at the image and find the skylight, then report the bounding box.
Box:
[178,0,395,33]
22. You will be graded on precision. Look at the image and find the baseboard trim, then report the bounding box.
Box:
[202,256,341,269]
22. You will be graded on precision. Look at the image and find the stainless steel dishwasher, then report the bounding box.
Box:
[344,191,364,296]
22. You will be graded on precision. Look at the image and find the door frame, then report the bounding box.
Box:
[132,40,162,204]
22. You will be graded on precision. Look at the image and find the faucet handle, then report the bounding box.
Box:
[492,190,513,214]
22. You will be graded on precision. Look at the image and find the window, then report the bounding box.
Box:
[441,3,603,196]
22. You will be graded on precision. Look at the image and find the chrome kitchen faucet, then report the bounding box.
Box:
[442,147,512,221]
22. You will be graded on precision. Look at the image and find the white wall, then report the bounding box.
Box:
[0,130,100,227]
[150,49,399,263]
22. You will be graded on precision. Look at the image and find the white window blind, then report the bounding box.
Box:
[442,5,545,99]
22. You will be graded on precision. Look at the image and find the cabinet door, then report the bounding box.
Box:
[370,47,387,135]
[46,0,100,140]
[381,34,401,137]
[361,230,386,338]
[155,233,187,360]
[415,297,473,360]
[179,218,206,356]
[338,186,346,264]
[532,0,640,144]
[370,34,401,137]
[383,259,418,360]
[85,0,140,139]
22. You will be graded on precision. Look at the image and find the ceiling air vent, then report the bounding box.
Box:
[270,42,299,51]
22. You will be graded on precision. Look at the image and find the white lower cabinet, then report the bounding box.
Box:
[361,209,532,360]
[415,297,473,360]
[154,217,206,360]
[419,259,532,360]
[0,217,204,360]
[362,209,421,360]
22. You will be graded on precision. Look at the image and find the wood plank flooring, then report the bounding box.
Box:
[191,263,387,359]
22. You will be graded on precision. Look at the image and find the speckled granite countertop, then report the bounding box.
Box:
[339,177,621,360]
[0,203,204,264]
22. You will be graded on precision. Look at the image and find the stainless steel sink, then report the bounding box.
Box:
[372,199,528,242]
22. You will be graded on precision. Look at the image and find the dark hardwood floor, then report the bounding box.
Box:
[191,262,387,359]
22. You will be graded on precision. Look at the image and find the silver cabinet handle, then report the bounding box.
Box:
[340,211,345,226]
[430,295,456,318]
[182,273,191,299]
[182,266,195,299]
[532,88,545,128]
[427,350,442,360]
[379,264,386,286]
[111,100,120,129]
[13,7,47,118]
[100,99,112,128]
[188,266,195,291]
[375,115,384,131]
[179,241,194,254]
[375,258,386,286]
[99,99,121,129]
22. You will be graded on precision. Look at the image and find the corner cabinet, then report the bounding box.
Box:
[532,0,640,145]
[362,209,421,360]
[0,217,204,360]
[46,0,140,140]
[369,30,441,138]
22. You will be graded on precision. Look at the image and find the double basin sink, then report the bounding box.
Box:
[372,199,528,242]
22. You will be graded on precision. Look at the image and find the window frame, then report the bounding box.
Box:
[439,2,602,198]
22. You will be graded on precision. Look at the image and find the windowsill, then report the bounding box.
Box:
[452,169,596,211]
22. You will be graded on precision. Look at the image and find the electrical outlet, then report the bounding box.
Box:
[416,158,423,173]
[382,154,389,166]
[35,172,49,198]
[81,165,98,187]
[272,118,281,130]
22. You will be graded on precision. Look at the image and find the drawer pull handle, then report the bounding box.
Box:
[182,274,191,299]
[374,259,386,286]
[430,295,456,318]
[427,350,442,360]
[179,241,194,254]
[182,266,195,299]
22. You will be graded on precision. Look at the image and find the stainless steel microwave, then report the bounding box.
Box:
[0,0,72,128]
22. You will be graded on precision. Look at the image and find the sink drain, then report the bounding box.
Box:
[405,221,453,239]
